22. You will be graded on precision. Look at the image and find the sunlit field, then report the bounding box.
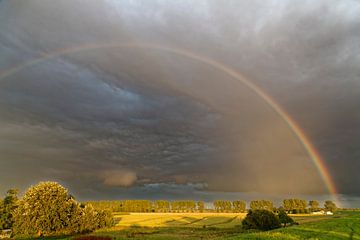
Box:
[72,211,360,240]
[113,212,246,228]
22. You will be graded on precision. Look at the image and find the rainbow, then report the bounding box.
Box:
[0,42,340,205]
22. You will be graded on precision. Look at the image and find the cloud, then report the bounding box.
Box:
[102,169,138,187]
[0,0,359,204]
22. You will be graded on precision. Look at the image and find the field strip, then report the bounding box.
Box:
[116,216,164,225]
[184,217,208,225]
[207,216,239,227]
[206,216,238,226]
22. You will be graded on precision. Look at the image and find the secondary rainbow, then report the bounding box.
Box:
[0,42,340,205]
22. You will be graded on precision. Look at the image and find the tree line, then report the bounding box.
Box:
[85,198,337,213]
[86,200,204,213]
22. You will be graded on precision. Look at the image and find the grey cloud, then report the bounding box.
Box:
[102,169,138,187]
[0,0,359,206]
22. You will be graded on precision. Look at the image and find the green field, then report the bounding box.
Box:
[24,211,360,239]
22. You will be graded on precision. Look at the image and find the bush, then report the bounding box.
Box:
[97,209,114,229]
[12,182,113,237]
[278,209,294,227]
[0,189,18,230]
[242,210,281,231]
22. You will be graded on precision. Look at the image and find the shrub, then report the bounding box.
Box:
[12,182,113,237]
[278,209,294,227]
[0,189,18,230]
[242,210,281,231]
[97,209,114,229]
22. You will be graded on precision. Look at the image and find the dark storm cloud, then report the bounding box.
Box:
[0,58,220,188]
[0,0,359,206]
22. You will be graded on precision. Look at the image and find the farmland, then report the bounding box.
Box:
[71,211,360,240]
[113,212,246,228]
[4,182,354,239]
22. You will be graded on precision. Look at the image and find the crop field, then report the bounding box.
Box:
[113,212,246,228]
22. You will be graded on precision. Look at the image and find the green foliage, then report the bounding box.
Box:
[213,200,232,212]
[96,209,114,229]
[197,201,205,213]
[154,200,170,212]
[282,199,307,213]
[171,201,196,212]
[250,200,273,211]
[324,200,337,212]
[119,200,153,212]
[79,204,100,233]
[242,210,281,231]
[308,200,319,212]
[88,200,204,213]
[85,201,123,212]
[12,181,113,237]
[232,201,246,213]
[0,189,18,230]
[278,209,294,227]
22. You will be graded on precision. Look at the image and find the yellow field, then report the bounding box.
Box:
[113,212,246,228]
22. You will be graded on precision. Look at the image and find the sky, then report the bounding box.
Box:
[0,0,359,207]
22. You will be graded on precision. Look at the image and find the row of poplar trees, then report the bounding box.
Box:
[87,199,336,213]
[88,200,205,213]
[88,200,264,213]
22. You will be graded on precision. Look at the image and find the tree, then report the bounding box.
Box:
[155,200,170,212]
[283,199,307,213]
[213,200,232,212]
[197,201,204,213]
[233,201,246,213]
[214,200,221,212]
[242,210,281,231]
[0,189,18,230]
[308,200,319,212]
[12,181,112,237]
[324,200,337,212]
[278,209,294,227]
[119,200,152,212]
[85,200,123,212]
[250,200,273,211]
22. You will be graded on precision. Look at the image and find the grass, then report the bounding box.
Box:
[18,211,360,239]
[229,211,360,240]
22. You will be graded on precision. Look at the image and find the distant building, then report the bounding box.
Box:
[311,210,333,215]
[312,210,325,215]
